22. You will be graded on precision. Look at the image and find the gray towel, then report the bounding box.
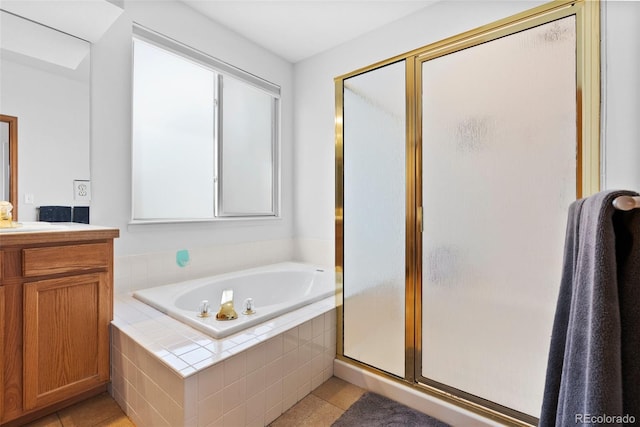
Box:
[540,190,640,426]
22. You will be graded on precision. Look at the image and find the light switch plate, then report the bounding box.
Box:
[73,180,91,202]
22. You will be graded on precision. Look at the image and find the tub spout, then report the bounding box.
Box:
[216,289,238,320]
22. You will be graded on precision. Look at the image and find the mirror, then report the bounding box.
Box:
[0,115,18,219]
[0,10,91,221]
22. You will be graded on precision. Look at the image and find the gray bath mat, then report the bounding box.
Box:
[331,392,450,427]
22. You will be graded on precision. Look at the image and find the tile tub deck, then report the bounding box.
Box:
[110,293,336,427]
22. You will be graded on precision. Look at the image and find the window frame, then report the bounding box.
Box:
[130,25,281,223]
[214,73,280,218]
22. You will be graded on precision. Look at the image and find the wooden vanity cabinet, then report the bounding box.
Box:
[0,227,118,426]
[0,284,5,422]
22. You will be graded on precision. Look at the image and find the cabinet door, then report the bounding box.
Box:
[0,285,4,419]
[23,273,110,410]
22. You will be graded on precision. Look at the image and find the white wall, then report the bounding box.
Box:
[90,0,295,266]
[293,0,640,264]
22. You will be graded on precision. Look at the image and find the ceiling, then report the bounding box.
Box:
[1,0,123,43]
[0,0,122,70]
[179,0,438,63]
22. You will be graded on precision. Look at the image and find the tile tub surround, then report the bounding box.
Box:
[113,240,295,294]
[111,293,336,427]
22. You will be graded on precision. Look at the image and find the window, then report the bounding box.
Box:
[131,27,280,221]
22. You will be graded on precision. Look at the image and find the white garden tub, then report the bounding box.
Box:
[133,262,334,338]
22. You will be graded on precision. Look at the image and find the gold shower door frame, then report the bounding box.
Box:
[335,1,600,425]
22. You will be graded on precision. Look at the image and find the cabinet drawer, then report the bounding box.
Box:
[23,243,110,277]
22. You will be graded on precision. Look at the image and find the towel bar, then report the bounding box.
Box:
[612,195,640,211]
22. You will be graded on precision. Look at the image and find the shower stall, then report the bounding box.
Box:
[335,1,600,424]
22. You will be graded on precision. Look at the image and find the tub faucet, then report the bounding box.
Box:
[216,289,238,320]
[197,300,210,317]
[243,298,256,315]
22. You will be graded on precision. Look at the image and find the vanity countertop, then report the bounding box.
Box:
[0,222,119,246]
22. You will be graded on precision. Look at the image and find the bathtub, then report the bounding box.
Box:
[133,262,335,338]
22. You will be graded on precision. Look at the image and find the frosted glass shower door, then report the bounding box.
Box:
[343,60,406,377]
[420,17,577,416]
